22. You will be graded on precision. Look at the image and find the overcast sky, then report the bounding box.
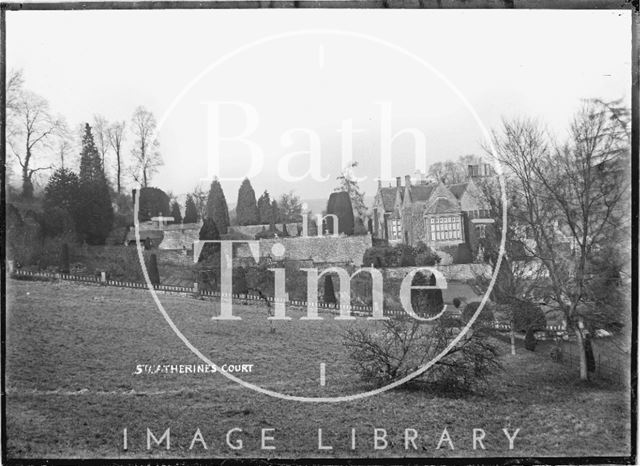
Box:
[6,9,632,201]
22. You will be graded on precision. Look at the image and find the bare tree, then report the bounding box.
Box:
[488,100,630,380]
[335,161,367,219]
[55,122,74,169]
[6,69,24,112]
[475,175,549,356]
[93,114,110,171]
[7,90,65,198]
[191,183,209,221]
[107,120,126,194]
[427,158,468,184]
[130,106,162,187]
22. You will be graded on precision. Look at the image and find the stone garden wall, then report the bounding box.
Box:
[235,235,372,265]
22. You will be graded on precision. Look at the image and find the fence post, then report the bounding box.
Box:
[7,260,14,274]
[100,271,107,285]
[193,282,199,295]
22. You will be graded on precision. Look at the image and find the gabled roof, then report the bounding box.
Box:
[408,184,435,203]
[425,196,460,214]
[379,187,398,211]
[447,182,469,200]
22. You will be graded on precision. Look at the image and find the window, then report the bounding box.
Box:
[428,215,462,242]
[390,219,402,241]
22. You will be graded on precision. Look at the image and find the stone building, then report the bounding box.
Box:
[371,163,494,255]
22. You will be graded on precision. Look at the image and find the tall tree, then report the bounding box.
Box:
[42,168,80,237]
[56,137,73,170]
[6,69,24,112]
[170,200,182,224]
[43,168,80,214]
[336,161,367,220]
[93,114,110,171]
[189,183,208,221]
[205,178,230,233]
[76,123,114,244]
[257,190,272,224]
[7,89,65,198]
[427,158,468,184]
[475,175,549,356]
[235,178,260,226]
[107,121,126,194]
[198,217,220,263]
[278,191,303,223]
[184,194,199,224]
[130,106,162,187]
[488,100,630,380]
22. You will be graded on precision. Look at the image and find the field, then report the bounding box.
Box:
[5,279,632,459]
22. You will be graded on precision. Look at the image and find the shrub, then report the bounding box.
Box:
[454,243,473,264]
[462,301,495,326]
[41,206,76,239]
[7,210,43,267]
[61,243,70,273]
[138,187,170,222]
[524,328,537,351]
[414,242,441,266]
[233,267,249,295]
[513,303,546,332]
[362,243,440,268]
[353,217,368,236]
[255,227,280,239]
[399,245,416,266]
[362,245,394,268]
[284,263,308,302]
[245,264,275,297]
[148,253,160,285]
[411,272,443,316]
[324,275,337,304]
[343,318,501,393]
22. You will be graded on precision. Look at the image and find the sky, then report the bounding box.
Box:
[6,8,632,203]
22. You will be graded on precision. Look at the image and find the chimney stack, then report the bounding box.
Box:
[405,175,411,186]
[396,176,402,188]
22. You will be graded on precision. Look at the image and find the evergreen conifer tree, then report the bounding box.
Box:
[205,178,230,233]
[324,275,337,304]
[257,190,272,224]
[76,123,114,244]
[170,201,182,224]
[236,178,260,226]
[184,194,199,224]
[325,191,354,235]
[198,217,220,263]
[43,168,80,237]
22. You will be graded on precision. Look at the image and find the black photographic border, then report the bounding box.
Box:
[0,1,637,464]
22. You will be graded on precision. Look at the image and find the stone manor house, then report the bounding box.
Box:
[372,161,495,255]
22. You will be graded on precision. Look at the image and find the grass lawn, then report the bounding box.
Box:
[5,279,632,459]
